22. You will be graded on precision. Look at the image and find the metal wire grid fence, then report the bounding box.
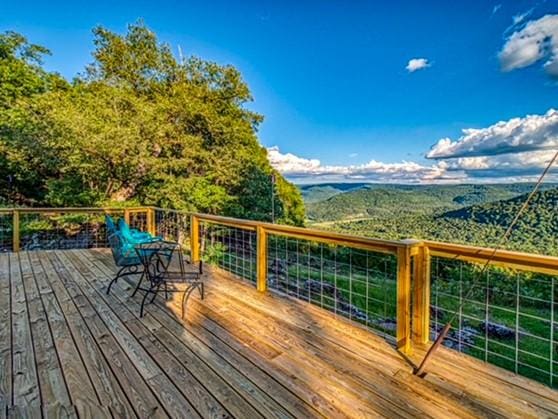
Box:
[199,222,257,284]
[0,213,13,252]
[267,234,398,339]
[430,256,557,388]
[153,209,191,249]
[18,210,126,251]
[128,210,148,232]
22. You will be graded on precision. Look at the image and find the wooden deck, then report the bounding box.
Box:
[1,250,557,418]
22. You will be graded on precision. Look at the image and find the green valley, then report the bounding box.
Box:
[302,183,558,255]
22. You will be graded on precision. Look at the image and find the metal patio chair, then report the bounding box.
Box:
[106,230,145,295]
[133,240,203,318]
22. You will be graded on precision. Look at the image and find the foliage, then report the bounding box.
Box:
[202,242,227,264]
[0,24,305,225]
[306,184,558,255]
[305,183,553,222]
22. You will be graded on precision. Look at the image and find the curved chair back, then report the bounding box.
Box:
[108,230,140,267]
[105,214,118,237]
[117,218,137,242]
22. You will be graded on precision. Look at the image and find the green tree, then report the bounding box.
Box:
[0,24,305,224]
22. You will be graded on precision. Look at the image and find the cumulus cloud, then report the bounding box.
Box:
[499,14,558,78]
[444,149,558,179]
[406,58,431,73]
[269,107,558,184]
[267,146,460,183]
[426,109,558,159]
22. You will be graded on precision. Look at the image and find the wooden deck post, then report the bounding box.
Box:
[146,208,156,236]
[396,240,417,354]
[12,209,20,252]
[190,215,200,263]
[124,208,130,225]
[256,225,267,292]
[412,245,431,345]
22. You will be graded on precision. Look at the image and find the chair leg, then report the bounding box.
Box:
[140,287,151,318]
[106,266,127,295]
[199,281,204,299]
[140,283,157,318]
[150,283,161,304]
[131,271,146,298]
[164,282,168,300]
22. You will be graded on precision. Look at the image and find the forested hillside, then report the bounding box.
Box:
[443,187,558,237]
[304,184,558,255]
[0,24,304,225]
[305,183,548,222]
[299,183,370,203]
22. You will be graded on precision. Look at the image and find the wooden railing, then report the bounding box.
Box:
[187,212,558,364]
[2,206,558,386]
[0,207,155,252]
[188,212,415,352]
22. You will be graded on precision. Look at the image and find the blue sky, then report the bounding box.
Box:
[2,0,558,183]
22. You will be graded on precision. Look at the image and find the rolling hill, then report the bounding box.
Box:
[301,183,558,255]
[442,187,558,234]
[304,183,551,222]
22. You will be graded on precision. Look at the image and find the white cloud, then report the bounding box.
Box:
[269,107,558,184]
[512,8,534,26]
[406,58,431,73]
[427,109,558,159]
[444,149,558,179]
[499,14,558,78]
[267,146,459,184]
[492,4,502,15]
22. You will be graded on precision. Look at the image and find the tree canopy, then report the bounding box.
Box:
[0,22,304,225]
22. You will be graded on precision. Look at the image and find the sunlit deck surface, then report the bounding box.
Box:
[1,249,558,418]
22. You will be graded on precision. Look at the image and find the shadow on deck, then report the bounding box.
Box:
[1,249,557,418]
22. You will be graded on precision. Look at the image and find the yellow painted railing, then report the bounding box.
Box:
[0,207,154,252]
[187,212,558,359]
[3,206,558,367]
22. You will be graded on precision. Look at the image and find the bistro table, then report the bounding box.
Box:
[132,240,204,317]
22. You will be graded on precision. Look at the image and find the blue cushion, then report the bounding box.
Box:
[118,218,156,244]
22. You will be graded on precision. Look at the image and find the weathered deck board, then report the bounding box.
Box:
[0,254,11,417]
[9,252,41,411]
[1,249,557,418]
[20,252,73,416]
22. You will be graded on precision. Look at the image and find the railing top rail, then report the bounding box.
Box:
[3,206,558,273]
[0,207,152,214]
[425,239,558,275]
[191,212,406,254]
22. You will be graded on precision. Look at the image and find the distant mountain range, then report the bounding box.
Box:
[442,187,558,232]
[301,183,555,222]
[298,183,558,254]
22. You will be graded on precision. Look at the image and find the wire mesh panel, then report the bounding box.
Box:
[430,256,557,388]
[154,209,190,250]
[200,222,257,284]
[128,210,148,232]
[267,234,398,339]
[19,210,125,251]
[0,212,13,252]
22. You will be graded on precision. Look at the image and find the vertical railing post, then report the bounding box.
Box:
[412,244,431,345]
[256,225,267,292]
[146,208,156,236]
[396,240,418,354]
[190,215,200,263]
[124,208,130,226]
[12,209,20,252]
